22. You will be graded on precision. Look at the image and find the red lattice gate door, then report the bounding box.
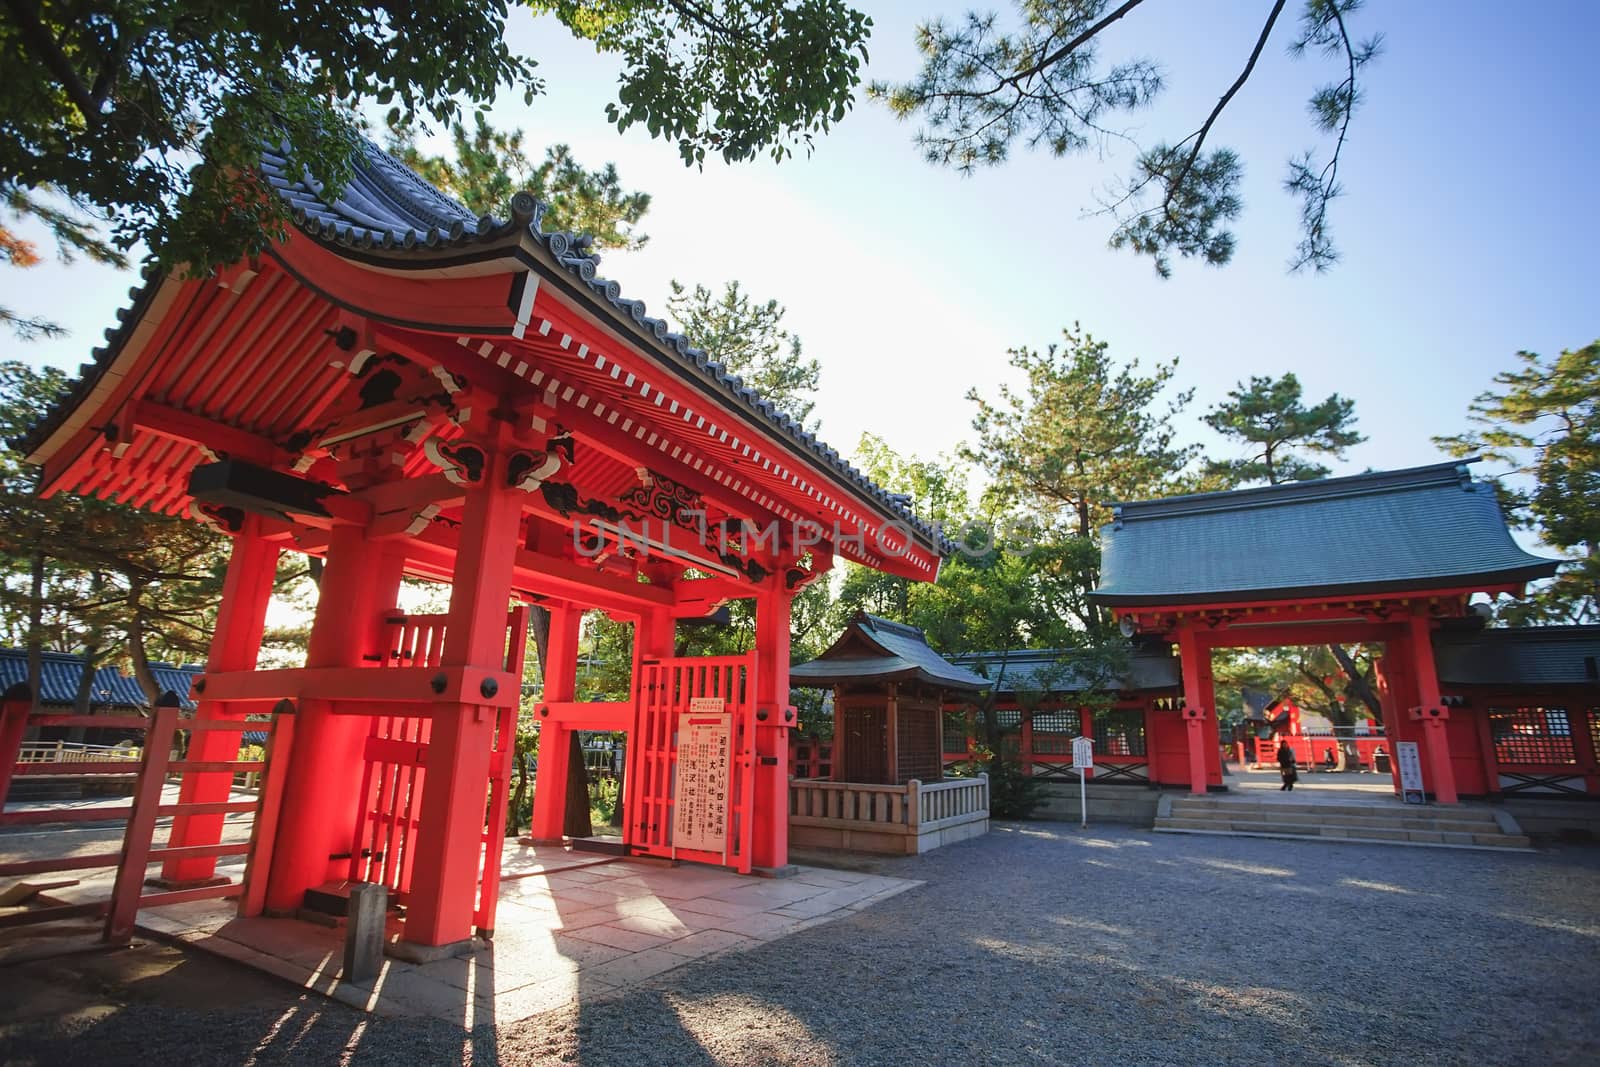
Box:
[625,654,757,874]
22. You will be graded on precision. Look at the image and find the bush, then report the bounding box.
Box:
[964,749,1045,820]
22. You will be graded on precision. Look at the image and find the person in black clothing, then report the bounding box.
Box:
[1277,742,1299,791]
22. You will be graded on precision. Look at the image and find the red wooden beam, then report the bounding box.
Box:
[1197,622,1407,649]
[195,665,517,709]
[532,700,633,730]
[132,399,290,466]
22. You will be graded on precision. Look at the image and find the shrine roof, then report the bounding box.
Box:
[948,645,1181,695]
[790,613,988,691]
[0,649,201,710]
[15,135,945,585]
[1091,461,1560,607]
[16,137,935,548]
[1433,625,1600,688]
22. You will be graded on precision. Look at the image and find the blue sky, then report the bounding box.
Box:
[7,0,1596,494]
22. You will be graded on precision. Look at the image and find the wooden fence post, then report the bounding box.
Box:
[240,700,297,919]
[906,779,921,832]
[104,693,180,944]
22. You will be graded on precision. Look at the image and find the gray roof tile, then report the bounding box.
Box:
[1093,461,1559,605]
[791,613,988,691]
[949,647,1181,695]
[0,649,200,709]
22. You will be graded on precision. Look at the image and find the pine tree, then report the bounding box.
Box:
[964,324,1198,631]
[1435,342,1599,624]
[1203,372,1364,485]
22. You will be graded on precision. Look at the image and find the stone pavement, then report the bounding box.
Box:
[134,847,919,1029]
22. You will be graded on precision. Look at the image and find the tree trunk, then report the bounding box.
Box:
[1327,644,1383,720]
[125,582,161,706]
[25,550,44,713]
[72,646,98,713]
[564,729,594,837]
[507,605,552,837]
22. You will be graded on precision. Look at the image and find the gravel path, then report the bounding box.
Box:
[4,823,1597,1065]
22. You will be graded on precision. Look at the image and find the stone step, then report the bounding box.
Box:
[1153,817,1532,851]
[1166,806,1500,833]
[1170,799,1501,824]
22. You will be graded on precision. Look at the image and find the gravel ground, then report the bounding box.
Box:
[3,822,1597,1066]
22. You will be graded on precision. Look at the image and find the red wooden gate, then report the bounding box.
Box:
[625,653,757,874]
[347,607,528,931]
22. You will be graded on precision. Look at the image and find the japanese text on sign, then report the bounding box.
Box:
[674,698,730,853]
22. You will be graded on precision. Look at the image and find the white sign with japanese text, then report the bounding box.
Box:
[1396,740,1426,804]
[1072,735,1095,773]
[674,698,731,853]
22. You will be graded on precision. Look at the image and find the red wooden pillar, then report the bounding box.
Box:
[0,682,33,808]
[752,578,793,870]
[1019,710,1035,778]
[1573,706,1600,797]
[1407,614,1458,804]
[403,474,522,949]
[264,527,405,913]
[162,517,281,883]
[1175,626,1211,795]
[528,602,583,843]
[1375,645,1410,796]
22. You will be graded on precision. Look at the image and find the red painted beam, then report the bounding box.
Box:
[132,399,290,466]
[532,701,632,730]
[1197,622,1406,648]
[195,665,518,709]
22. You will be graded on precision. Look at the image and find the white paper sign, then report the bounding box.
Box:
[673,699,731,853]
[1072,735,1095,773]
[1396,740,1426,804]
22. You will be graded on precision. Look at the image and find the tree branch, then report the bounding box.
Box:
[1160,0,1287,215]
[4,0,101,124]
[1006,0,1151,92]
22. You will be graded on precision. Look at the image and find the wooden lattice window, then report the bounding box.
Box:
[1031,709,1082,755]
[943,712,971,752]
[896,706,942,783]
[1489,706,1575,765]
[1092,708,1147,757]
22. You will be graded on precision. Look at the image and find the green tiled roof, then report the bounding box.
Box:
[948,647,1180,695]
[1092,462,1559,607]
[790,613,989,691]
[1434,626,1600,688]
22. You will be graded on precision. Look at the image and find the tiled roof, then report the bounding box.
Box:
[1434,626,1600,688]
[17,135,943,551]
[790,613,989,691]
[0,649,200,709]
[1093,462,1560,606]
[949,646,1181,695]
[257,138,941,548]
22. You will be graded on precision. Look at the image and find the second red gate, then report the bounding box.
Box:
[625,653,757,873]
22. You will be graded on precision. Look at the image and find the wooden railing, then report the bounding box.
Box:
[912,775,990,830]
[790,780,915,827]
[17,741,143,769]
[788,774,990,855]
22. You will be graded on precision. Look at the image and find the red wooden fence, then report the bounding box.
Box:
[0,684,295,944]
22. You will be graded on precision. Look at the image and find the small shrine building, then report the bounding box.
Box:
[787,614,991,854]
